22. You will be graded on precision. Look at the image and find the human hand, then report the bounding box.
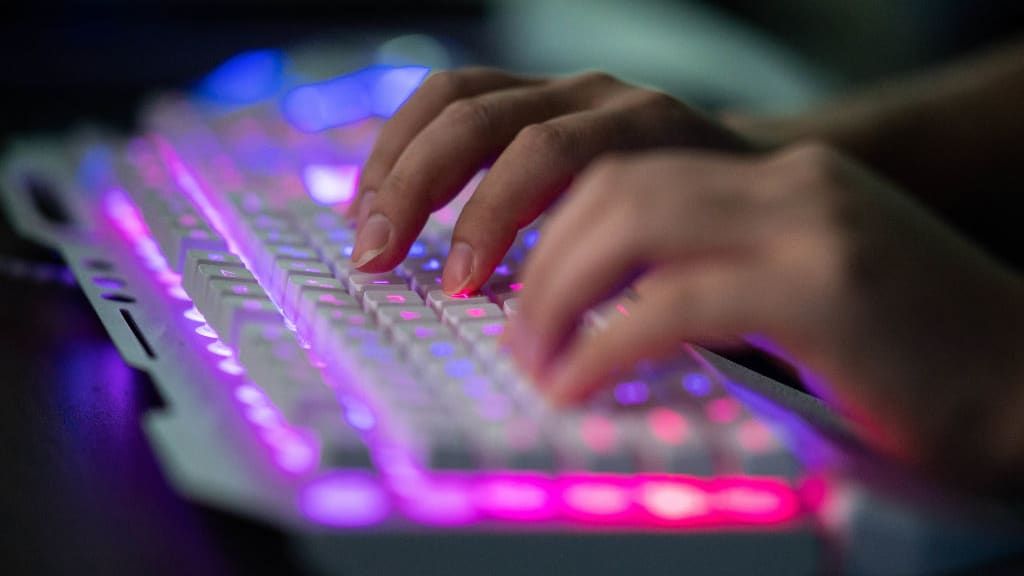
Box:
[508,142,1024,490]
[349,67,752,293]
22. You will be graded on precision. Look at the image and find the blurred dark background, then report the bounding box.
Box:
[1,0,1022,145]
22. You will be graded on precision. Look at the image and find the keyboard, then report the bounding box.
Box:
[10,51,1019,575]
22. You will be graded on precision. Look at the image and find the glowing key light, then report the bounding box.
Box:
[299,472,390,527]
[640,480,711,522]
[195,49,285,105]
[282,66,430,132]
[562,477,634,521]
[400,477,479,526]
[302,163,360,205]
[474,475,555,521]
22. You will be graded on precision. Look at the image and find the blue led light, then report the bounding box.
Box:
[408,241,427,258]
[523,229,540,249]
[282,66,430,132]
[682,373,713,397]
[195,49,285,105]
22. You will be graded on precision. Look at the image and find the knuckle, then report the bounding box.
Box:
[514,122,571,157]
[785,140,846,185]
[629,89,681,112]
[441,97,494,134]
[421,70,464,101]
[574,70,619,87]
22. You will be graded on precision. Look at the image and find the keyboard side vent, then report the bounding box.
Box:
[120,308,156,360]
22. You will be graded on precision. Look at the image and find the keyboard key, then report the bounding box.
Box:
[555,414,637,473]
[426,289,488,314]
[362,290,422,314]
[376,305,436,330]
[215,296,281,346]
[502,297,521,317]
[183,250,242,295]
[346,272,407,298]
[442,303,504,327]
[631,407,715,476]
[728,419,800,480]
[283,275,345,319]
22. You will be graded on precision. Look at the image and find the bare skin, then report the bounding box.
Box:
[347,43,1024,494]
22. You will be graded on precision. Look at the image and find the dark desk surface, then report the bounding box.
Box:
[0,219,302,575]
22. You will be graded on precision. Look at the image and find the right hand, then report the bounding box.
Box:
[348,67,754,294]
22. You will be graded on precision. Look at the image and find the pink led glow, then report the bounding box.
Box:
[509,282,523,292]
[711,478,799,523]
[647,408,688,445]
[562,478,633,520]
[736,420,777,453]
[474,475,555,521]
[640,480,710,522]
[386,293,406,303]
[707,397,742,424]
[195,324,218,338]
[299,472,389,527]
[371,279,391,285]
[302,163,360,205]
[183,307,206,322]
[399,310,421,320]
[465,307,486,318]
[615,303,630,317]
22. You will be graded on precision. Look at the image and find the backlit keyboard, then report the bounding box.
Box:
[1,66,821,574]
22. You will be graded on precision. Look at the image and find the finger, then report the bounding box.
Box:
[542,264,764,405]
[441,96,689,295]
[512,153,756,376]
[351,81,594,272]
[349,68,538,218]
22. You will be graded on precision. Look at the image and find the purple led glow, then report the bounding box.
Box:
[206,340,232,357]
[474,475,555,521]
[613,380,650,405]
[399,477,479,526]
[218,357,245,375]
[195,324,218,338]
[344,400,377,431]
[168,285,190,300]
[235,384,266,405]
[682,373,713,397]
[184,307,206,322]
[481,323,504,337]
[299,472,390,527]
[302,164,360,205]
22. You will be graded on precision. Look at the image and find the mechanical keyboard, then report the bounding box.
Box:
[5,48,1023,576]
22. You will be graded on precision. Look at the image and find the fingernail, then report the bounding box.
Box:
[356,191,377,227]
[352,213,392,268]
[442,241,475,295]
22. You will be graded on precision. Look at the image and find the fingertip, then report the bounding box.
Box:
[441,241,476,295]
